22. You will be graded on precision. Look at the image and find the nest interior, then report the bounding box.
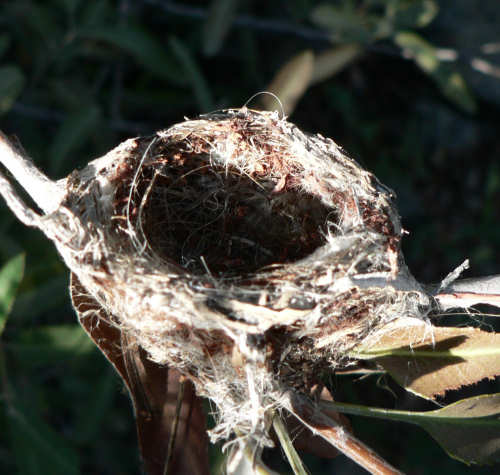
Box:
[141,150,333,278]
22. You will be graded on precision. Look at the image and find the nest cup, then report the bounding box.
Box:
[63,108,429,443]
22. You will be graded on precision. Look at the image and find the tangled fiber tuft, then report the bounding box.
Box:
[45,109,430,444]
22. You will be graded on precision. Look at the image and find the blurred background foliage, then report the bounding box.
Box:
[0,0,499,473]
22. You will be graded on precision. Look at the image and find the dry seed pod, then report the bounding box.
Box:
[0,109,431,445]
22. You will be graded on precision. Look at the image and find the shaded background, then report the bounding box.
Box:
[0,0,499,473]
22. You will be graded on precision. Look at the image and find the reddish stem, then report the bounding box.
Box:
[435,291,500,310]
[286,392,403,475]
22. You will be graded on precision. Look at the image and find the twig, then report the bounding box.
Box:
[435,291,500,310]
[435,275,500,311]
[0,131,64,214]
[0,171,41,227]
[284,392,403,475]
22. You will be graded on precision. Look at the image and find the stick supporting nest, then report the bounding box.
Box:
[0,109,431,467]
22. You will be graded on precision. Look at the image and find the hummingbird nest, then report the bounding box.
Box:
[20,109,431,445]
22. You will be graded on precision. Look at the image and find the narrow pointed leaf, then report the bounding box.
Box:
[352,323,500,399]
[261,50,314,116]
[322,392,500,465]
[311,44,362,85]
[168,36,214,112]
[393,0,439,29]
[273,414,308,475]
[203,0,239,56]
[394,31,476,113]
[0,253,24,335]
[311,4,379,43]
[49,105,100,174]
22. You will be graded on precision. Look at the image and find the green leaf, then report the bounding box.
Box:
[79,25,185,85]
[0,65,25,115]
[48,104,100,174]
[6,393,81,475]
[394,31,476,113]
[0,254,25,336]
[169,36,214,111]
[392,0,439,29]
[322,393,500,465]
[311,4,378,43]
[273,414,308,475]
[203,0,239,56]
[10,324,96,367]
[11,275,68,322]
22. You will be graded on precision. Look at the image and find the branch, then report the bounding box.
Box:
[435,275,500,311]
[0,131,64,215]
[0,171,41,227]
[283,392,403,475]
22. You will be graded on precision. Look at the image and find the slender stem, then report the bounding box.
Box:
[284,392,404,475]
[272,413,308,475]
[0,171,41,227]
[0,131,64,214]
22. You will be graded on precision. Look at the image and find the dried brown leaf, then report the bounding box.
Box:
[354,323,500,399]
[70,273,209,475]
